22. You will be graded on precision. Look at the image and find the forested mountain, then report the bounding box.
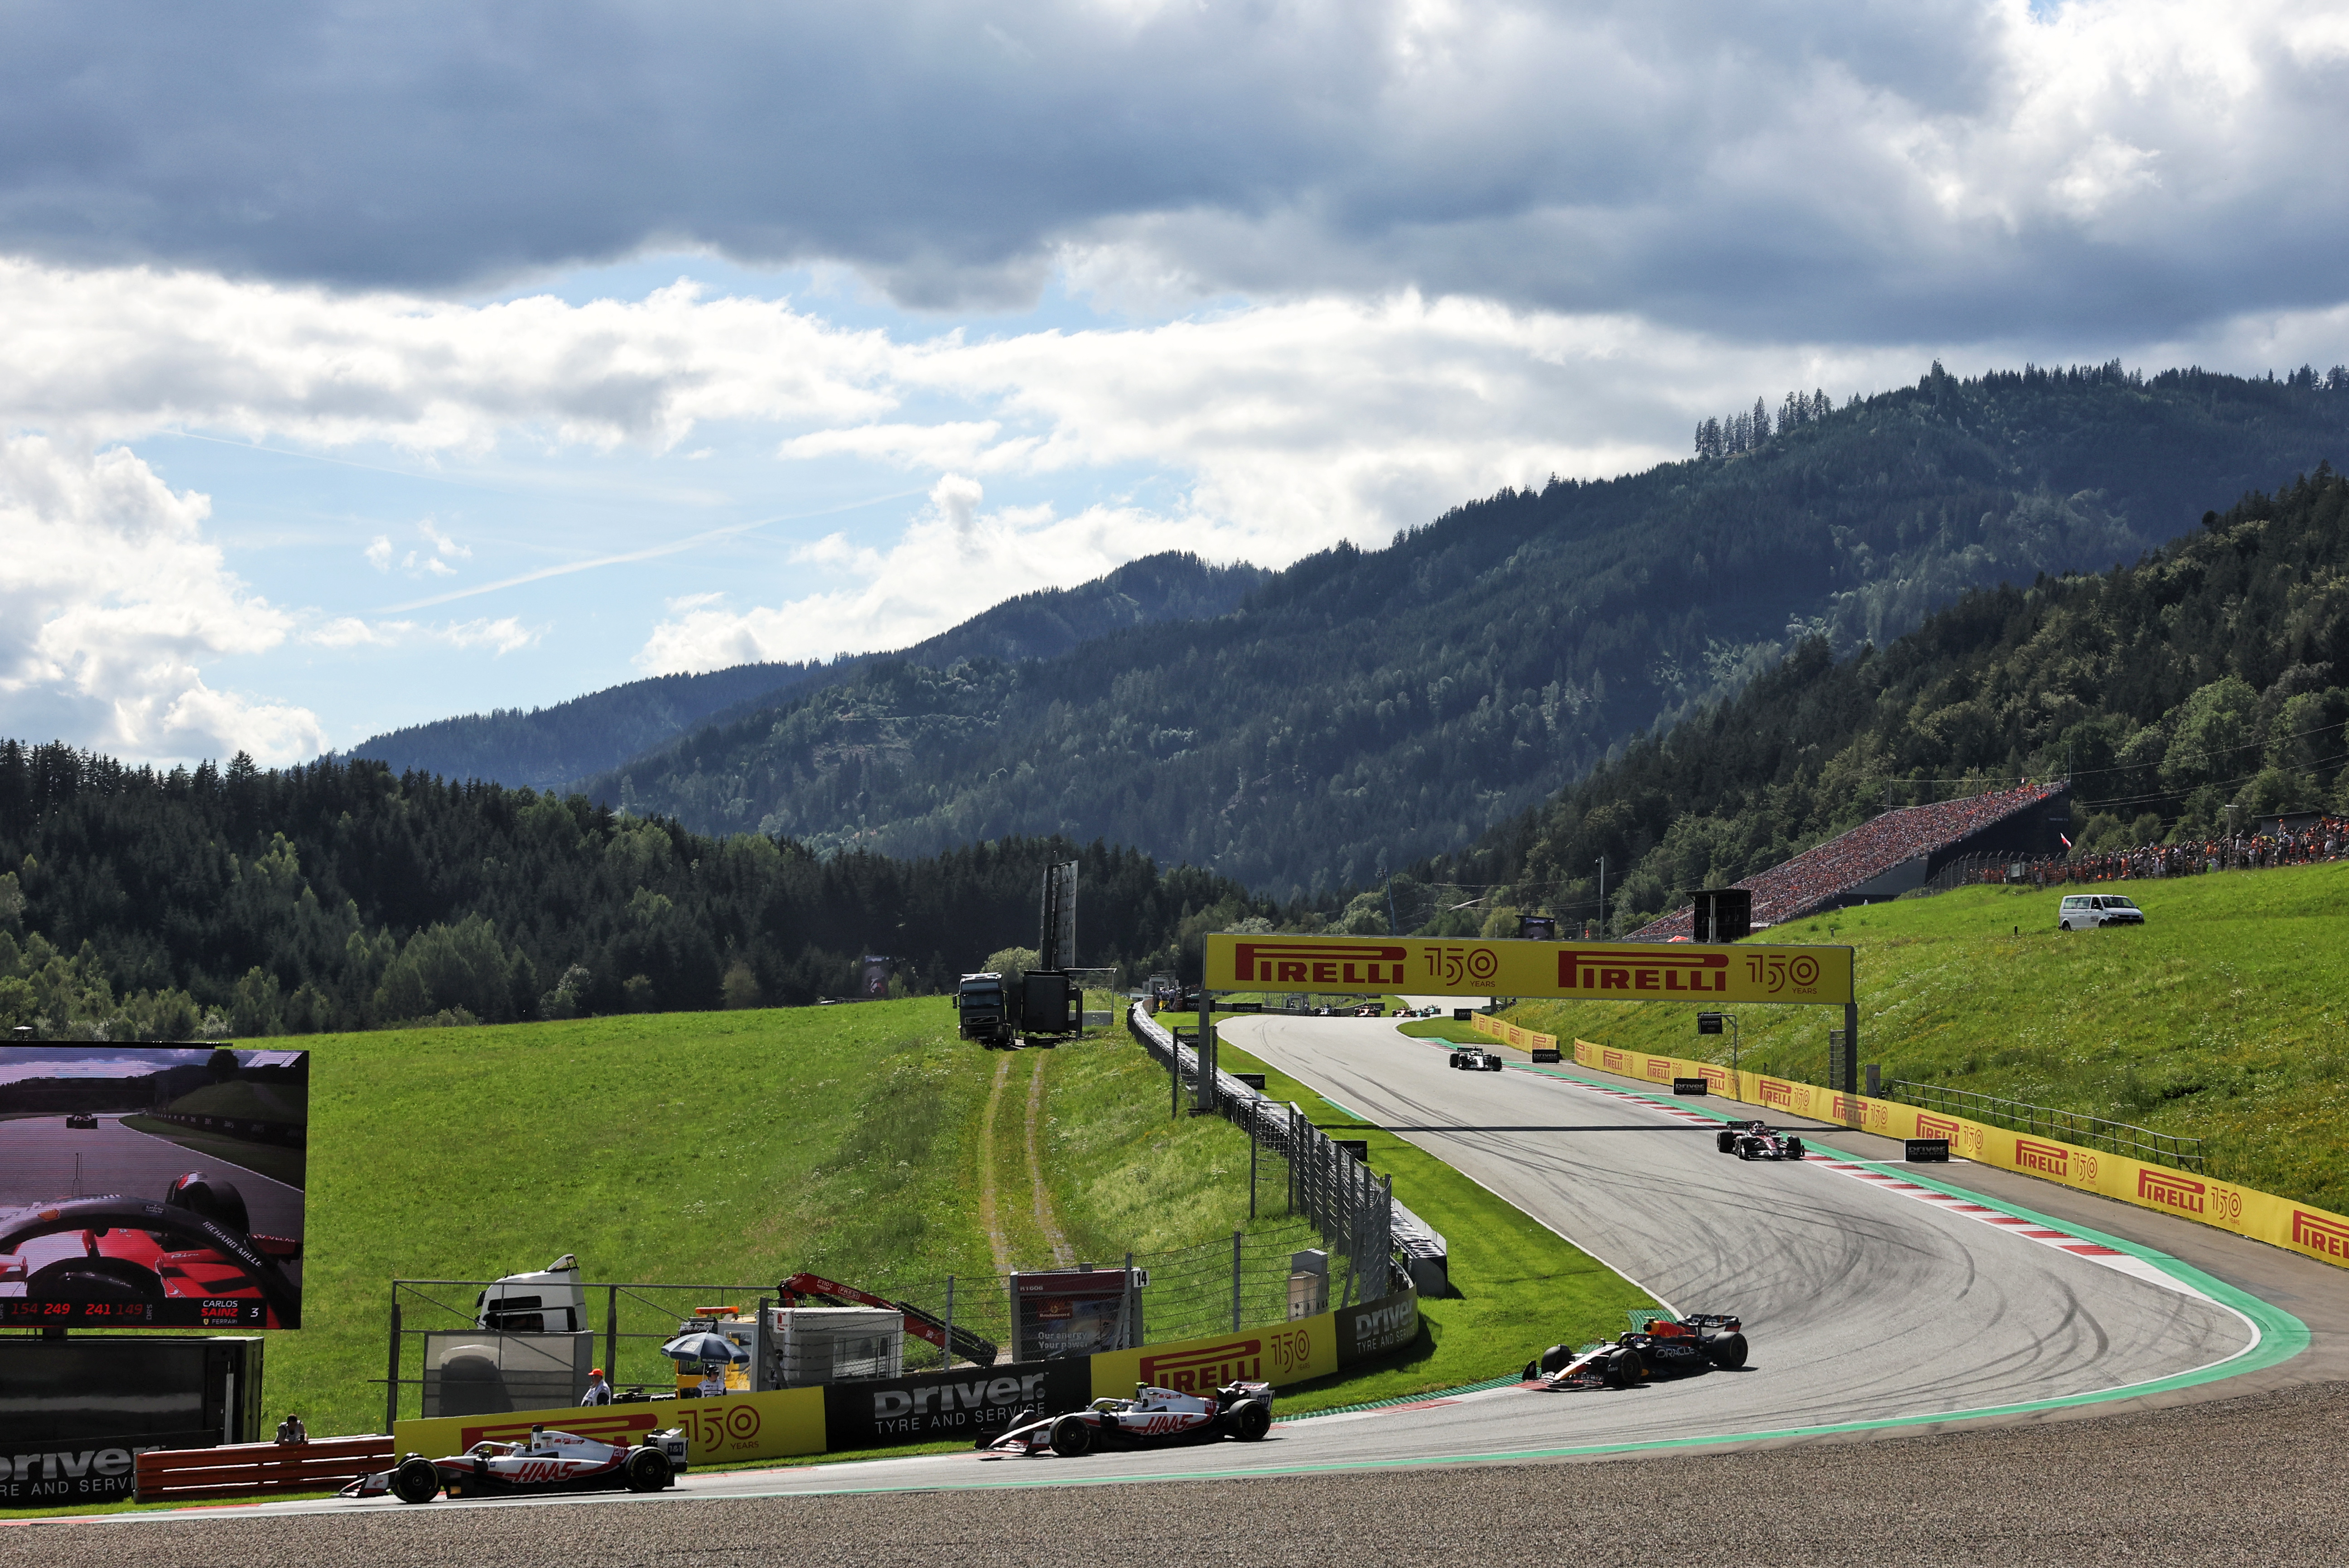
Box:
[348,551,1267,789]
[1417,462,2349,936]
[0,745,1271,1038]
[590,363,2349,900]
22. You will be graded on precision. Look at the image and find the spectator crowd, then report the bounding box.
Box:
[1635,782,2070,939]
[2018,814,2349,885]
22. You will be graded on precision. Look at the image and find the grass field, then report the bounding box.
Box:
[1501,862,2349,1210]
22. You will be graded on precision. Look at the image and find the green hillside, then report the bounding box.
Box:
[1433,461,2349,937]
[592,364,2349,898]
[1502,862,2349,1211]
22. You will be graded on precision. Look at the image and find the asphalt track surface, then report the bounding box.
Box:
[17,1018,2348,1561]
[0,1114,303,1238]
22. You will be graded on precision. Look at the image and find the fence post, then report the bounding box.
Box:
[384,1290,401,1435]
[605,1284,618,1389]
[1248,1099,1259,1220]
[1232,1230,1243,1332]
[944,1276,956,1370]
[1121,1252,1135,1350]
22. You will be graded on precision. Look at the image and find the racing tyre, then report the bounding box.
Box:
[623,1445,672,1492]
[1716,1129,1736,1154]
[1736,1139,1756,1160]
[1048,1416,1094,1457]
[1706,1332,1749,1371]
[1231,1402,1272,1441]
[390,1457,442,1505]
[1603,1349,1645,1389]
[1783,1137,1805,1161]
[1538,1343,1575,1374]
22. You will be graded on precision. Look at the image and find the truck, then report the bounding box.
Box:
[955,972,1017,1048]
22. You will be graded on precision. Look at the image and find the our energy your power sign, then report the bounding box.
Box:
[1202,933,1854,1007]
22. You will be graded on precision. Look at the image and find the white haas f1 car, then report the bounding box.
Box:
[981,1382,1274,1457]
[1716,1120,1807,1161]
[1448,1046,1504,1072]
[1524,1313,1748,1389]
[343,1424,687,1502]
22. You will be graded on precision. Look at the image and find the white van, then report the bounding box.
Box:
[2057,894,2145,931]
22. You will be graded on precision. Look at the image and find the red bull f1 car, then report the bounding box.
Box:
[979,1382,1274,1457]
[1716,1121,1807,1161]
[1524,1312,1747,1389]
[343,1424,687,1502]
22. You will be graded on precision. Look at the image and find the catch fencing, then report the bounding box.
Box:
[1130,1004,1444,1302]
[1886,1080,2206,1174]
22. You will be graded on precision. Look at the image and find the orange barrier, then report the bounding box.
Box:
[1503,1017,2349,1273]
[134,1436,393,1503]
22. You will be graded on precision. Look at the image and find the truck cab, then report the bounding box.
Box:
[955,972,1016,1047]
[475,1252,587,1332]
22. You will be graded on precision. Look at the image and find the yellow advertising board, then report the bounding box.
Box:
[1505,1017,2349,1272]
[1203,932,1852,1006]
[392,1386,825,1467]
[1087,1312,1337,1400]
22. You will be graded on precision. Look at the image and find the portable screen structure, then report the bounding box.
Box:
[0,1044,307,1328]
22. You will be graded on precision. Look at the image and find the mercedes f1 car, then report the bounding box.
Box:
[1448,1046,1504,1072]
[0,1172,302,1326]
[343,1424,687,1502]
[979,1382,1274,1457]
[1716,1120,1806,1161]
[1523,1312,1747,1389]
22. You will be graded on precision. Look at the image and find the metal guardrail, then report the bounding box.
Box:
[1130,1004,1426,1301]
[1886,1080,2205,1174]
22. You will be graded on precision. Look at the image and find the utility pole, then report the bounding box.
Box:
[1594,857,1607,938]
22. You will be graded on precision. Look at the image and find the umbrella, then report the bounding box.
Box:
[659,1330,749,1364]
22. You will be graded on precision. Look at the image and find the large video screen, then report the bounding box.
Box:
[0,1046,306,1328]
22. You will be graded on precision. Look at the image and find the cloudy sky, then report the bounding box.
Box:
[3,0,2346,766]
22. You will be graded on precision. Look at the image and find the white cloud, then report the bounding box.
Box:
[305,615,541,655]
[419,518,471,560]
[0,436,322,764]
[363,534,392,571]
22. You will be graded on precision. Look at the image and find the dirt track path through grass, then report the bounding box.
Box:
[977,1054,1015,1274]
[1024,1052,1074,1265]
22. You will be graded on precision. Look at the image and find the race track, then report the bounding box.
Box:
[0,1114,304,1239]
[144,1013,2308,1526]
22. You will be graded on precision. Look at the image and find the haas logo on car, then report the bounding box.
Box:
[1140,1339,1260,1391]
[1232,942,1407,987]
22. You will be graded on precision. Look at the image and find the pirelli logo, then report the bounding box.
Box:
[2292,1210,2349,1262]
[2137,1168,2206,1215]
[457,1412,658,1449]
[1603,1049,1629,1073]
[1759,1080,1793,1110]
[1558,949,1730,995]
[1645,1057,1672,1081]
[1915,1114,1960,1141]
[2014,1138,2070,1178]
[1140,1338,1262,1393]
[1232,942,1408,987]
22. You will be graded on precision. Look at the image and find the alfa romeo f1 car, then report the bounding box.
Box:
[1448,1046,1504,1072]
[1716,1120,1807,1161]
[343,1423,687,1502]
[1523,1312,1747,1389]
[980,1382,1274,1457]
[0,1172,302,1326]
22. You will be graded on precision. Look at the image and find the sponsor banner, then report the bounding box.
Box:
[0,1430,207,1505]
[1466,1013,1558,1057]
[394,1386,825,1467]
[824,1361,1090,1448]
[1089,1314,1336,1400]
[1204,934,1853,1005]
[1336,1289,1420,1363]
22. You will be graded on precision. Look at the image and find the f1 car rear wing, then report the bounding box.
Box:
[779,1272,999,1367]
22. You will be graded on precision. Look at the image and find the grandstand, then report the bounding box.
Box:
[1631,781,2073,940]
